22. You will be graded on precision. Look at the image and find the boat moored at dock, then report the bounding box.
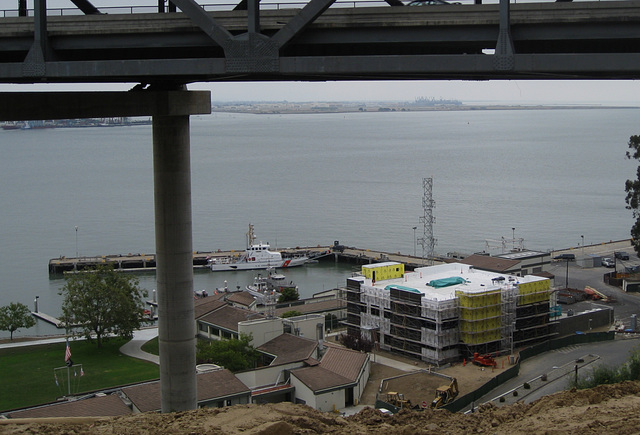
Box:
[208,225,309,272]
[246,269,298,295]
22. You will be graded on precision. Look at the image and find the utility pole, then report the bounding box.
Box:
[412,226,417,257]
[418,177,436,265]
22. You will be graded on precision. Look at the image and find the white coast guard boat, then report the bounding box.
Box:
[208,225,308,272]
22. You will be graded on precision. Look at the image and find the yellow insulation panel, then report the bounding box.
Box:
[517,279,551,305]
[362,262,404,281]
[460,330,501,344]
[457,288,503,344]
[458,307,501,321]
[456,289,501,308]
[459,318,501,333]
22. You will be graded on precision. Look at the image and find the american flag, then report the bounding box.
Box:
[65,339,72,362]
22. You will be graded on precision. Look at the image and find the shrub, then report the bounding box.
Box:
[337,332,374,353]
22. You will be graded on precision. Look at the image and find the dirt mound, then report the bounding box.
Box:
[4,381,640,435]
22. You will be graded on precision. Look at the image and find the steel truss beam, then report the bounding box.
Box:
[2,2,640,83]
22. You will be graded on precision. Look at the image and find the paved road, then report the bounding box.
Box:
[463,336,640,412]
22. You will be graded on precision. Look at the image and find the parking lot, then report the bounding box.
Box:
[550,240,640,325]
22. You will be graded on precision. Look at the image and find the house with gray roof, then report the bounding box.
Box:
[224,290,258,310]
[290,346,370,412]
[6,393,132,419]
[256,333,320,366]
[196,301,265,341]
[460,250,551,276]
[233,333,320,405]
[122,368,251,412]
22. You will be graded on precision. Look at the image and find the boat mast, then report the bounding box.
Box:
[246,224,256,249]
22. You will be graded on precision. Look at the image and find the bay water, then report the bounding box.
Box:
[1,107,637,338]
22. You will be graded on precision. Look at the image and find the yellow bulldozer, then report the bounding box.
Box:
[386,392,413,409]
[430,378,459,409]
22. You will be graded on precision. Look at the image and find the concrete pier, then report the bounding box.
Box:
[154,113,197,412]
[31,312,64,328]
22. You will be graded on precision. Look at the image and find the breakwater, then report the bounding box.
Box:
[47,246,429,274]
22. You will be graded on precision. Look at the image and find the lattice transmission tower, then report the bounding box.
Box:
[417,177,437,264]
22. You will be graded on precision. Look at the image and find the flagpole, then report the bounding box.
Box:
[64,337,72,396]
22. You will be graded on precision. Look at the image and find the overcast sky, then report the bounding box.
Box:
[2,0,640,104]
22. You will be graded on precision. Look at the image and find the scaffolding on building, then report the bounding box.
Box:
[513,279,559,347]
[343,269,557,366]
[347,278,461,365]
[456,284,517,358]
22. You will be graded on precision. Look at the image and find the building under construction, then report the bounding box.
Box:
[345,262,557,365]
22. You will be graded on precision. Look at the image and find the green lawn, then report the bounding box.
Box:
[0,338,159,412]
[141,336,159,355]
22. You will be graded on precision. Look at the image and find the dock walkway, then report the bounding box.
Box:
[48,239,635,275]
[48,247,333,274]
[31,311,64,328]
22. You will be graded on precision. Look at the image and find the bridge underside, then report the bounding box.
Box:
[1,0,640,84]
[2,0,639,414]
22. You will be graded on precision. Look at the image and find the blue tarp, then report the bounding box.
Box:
[384,285,421,294]
[428,277,467,288]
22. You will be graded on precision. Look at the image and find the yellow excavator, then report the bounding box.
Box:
[431,378,459,409]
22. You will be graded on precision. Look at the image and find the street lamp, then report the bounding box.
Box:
[512,227,515,250]
[412,226,417,257]
[581,235,584,257]
[75,226,78,258]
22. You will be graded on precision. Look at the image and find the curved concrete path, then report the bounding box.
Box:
[118,327,160,365]
[1,328,160,365]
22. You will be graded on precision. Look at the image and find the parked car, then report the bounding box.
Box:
[601,257,615,267]
[626,265,640,273]
[553,253,575,260]
[615,251,630,260]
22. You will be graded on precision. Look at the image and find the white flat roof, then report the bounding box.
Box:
[495,250,548,260]
[368,262,545,301]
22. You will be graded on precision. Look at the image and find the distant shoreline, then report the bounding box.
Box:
[211,102,640,115]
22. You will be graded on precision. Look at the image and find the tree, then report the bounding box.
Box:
[0,302,36,341]
[196,334,259,372]
[278,287,300,304]
[325,313,338,331]
[337,331,374,353]
[59,265,149,348]
[625,135,640,255]
[281,310,303,318]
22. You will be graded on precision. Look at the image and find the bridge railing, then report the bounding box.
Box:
[0,1,387,17]
[0,0,613,18]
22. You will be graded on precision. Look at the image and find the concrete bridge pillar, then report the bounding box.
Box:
[153,114,197,412]
[0,90,210,412]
